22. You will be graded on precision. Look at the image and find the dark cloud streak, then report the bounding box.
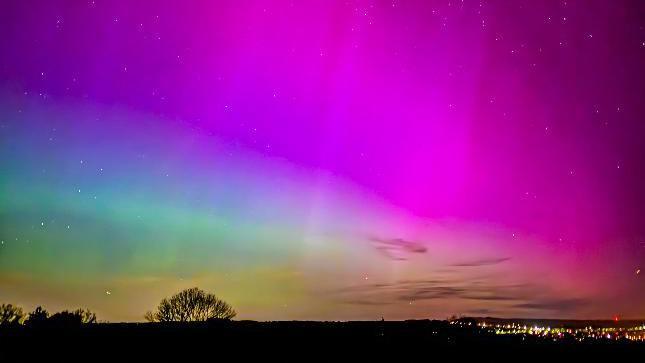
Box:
[368,236,427,261]
[335,278,587,315]
[451,257,511,267]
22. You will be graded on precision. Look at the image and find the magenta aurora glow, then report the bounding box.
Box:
[0,1,644,322]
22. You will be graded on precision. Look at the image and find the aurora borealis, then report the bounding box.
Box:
[1,0,644,322]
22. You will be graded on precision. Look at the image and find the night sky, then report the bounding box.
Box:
[1,0,644,322]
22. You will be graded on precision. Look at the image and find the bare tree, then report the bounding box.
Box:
[145,287,236,322]
[0,304,25,325]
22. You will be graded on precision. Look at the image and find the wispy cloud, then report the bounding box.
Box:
[513,298,589,312]
[368,236,427,261]
[334,277,587,316]
[340,299,393,306]
[451,257,511,267]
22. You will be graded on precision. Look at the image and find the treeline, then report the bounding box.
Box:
[0,304,96,327]
[1,287,235,326]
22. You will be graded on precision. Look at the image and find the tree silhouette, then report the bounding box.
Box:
[24,306,49,327]
[145,287,236,322]
[48,308,97,326]
[74,308,97,324]
[0,304,24,325]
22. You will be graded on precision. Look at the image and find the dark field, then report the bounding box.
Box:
[2,320,644,361]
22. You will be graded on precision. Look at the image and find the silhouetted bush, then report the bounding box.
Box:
[145,287,236,322]
[24,306,49,327]
[48,309,97,326]
[74,308,97,324]
[0,304,25,326]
